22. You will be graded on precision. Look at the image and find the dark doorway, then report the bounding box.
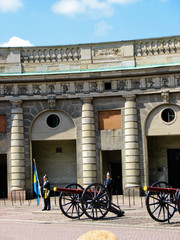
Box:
[0,154,7,198]
[168,149,180,188]
[111,162,122,194]
[101,150,122,194]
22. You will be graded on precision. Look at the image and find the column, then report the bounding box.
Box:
[124,95,140,188]
[10,100,26,198]
[81,98,97,187]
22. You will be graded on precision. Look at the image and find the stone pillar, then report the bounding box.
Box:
[81,98,97,187]
[10,100,26,199]
[124,95,140,189]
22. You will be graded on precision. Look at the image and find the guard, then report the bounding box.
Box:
[42,175,51,211]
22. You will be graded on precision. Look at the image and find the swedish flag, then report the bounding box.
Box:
[34,160,41,205]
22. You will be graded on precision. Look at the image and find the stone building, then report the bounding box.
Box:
[0,35,180,199]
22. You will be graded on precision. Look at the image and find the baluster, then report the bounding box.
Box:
[63,48,68,61]
[29,50,34,63]
[51,49,56,62]
[164,40,170,54]
[45,49,51,62]
[39,50,45,63]
[175,39,180,53]
[56,49,61,62]
[34,50,39,63]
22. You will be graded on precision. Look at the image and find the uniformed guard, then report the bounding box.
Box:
[42,175,51,211]
[104,172,113,196]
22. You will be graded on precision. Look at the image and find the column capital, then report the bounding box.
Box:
[81,97,93,104]
[123,94,136,101]
[10,99,23,108]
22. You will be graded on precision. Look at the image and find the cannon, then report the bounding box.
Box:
[144,181,180,223]
[54,183,124,220]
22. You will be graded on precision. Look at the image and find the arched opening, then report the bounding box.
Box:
[31,110,77,189]
[145,104,180,187]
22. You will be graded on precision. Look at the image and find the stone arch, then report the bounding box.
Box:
[145,103,180,136]
[31,109,76,140]
[31,109,77,189]
[144,103,180,186]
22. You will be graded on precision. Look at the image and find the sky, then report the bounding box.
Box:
[0,0,180,47]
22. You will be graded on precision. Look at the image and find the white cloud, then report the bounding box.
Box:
[94,21,113,36]
[108,0,142,5]
[0,0,23,13]
[52,0,113,17]
[1,36,33,47]
[108,0,141,4]
[51,0,85,17]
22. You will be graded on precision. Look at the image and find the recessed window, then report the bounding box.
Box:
[56,147,62,153]
[46,114,60,128]
[0,115,6,133]
[161,108,175,123]
[98,110,121,130]
[104,82,111,90]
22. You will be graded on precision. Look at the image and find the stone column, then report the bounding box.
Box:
[81,98,97,187]
[124,95,140,188]
[10,100,26,198]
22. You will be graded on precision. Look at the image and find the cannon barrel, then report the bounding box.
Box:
[54,186,84,194]
[144,185,179,194]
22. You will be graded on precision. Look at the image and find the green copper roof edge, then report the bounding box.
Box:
[0,62,180,77]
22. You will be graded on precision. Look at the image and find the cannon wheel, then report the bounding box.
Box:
[81,183,110,220]
[59,183,84,219]
[146,181,176,222]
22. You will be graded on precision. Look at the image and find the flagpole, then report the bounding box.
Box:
[33,159,43,209]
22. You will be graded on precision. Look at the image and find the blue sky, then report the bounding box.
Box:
[0,0,180,47]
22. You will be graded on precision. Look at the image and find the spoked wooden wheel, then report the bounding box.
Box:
[81,183,110,220]
[59,183,84,219]
[146,181,176,222]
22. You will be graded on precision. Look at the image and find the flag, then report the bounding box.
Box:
[34,160,41,205]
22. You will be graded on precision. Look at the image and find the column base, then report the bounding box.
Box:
[9,190,26,201]
[124,186,140,196]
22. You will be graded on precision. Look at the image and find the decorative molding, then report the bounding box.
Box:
[1,75,180,97]
[161,91,170,103]
[48,96,56,109]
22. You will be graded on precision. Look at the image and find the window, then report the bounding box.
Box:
[0,115,6,133]
[104,82,111,90]
[46,114,60,128]
[98,110,121,130]
[161,108,175,123]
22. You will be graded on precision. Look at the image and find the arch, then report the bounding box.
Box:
[31,110,76,140]
[145,103,180,136]
[30,109,77,189]
[144,103,180,186]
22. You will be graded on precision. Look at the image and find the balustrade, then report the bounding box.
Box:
[135,38,180,56]
[21,47,81,63]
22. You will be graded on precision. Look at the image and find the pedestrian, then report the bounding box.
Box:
[42,175,51,211]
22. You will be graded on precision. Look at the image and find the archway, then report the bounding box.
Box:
[31,110,77,189]
[145,104,180,186]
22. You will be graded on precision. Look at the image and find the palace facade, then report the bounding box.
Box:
[0,35,180,198]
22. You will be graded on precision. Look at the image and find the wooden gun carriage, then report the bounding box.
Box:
[54,183,124,220]
[144,181,180,223]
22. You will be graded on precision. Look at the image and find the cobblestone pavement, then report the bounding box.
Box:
[0,197,180,240]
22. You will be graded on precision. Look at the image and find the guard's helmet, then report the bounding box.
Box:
[43,175,48,179]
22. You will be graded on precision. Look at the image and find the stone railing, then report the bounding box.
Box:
[0,35,180,74]
[134,38,180,56]
[21,47,81,63]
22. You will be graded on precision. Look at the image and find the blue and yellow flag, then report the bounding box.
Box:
[34,160,41,205]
